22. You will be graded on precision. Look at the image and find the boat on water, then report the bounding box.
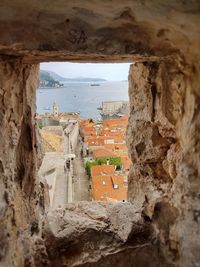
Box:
[43,106,50,111]
[90,83,100,86]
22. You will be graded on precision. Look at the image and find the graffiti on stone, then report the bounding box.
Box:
[68,29,87,44]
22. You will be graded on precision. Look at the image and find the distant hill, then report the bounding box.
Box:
[40,70,55,83]
[46,71,67,82]
[39,70,63,88]
[67,76,107,82]
[40,70,107,83]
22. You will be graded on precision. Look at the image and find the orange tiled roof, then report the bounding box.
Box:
[85,136,104,146]
[104,143,128,152]
[80,119,94,126]
[85,135,116,146]
[102,117,128,127]
[117,151,129,157]
[100,131,125,142]
[92,149,116,159]
[92,175,127,201]
[91,165,115,176]
[85,136,96,142]
[113,134,125,143]
[121,156,132,170]
[87,140,101,146]
[100,130,126,141]
[82,127,96,136]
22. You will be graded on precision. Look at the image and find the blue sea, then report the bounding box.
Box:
[36,81,128,119]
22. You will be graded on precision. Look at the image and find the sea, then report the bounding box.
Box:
[36,81,129,119]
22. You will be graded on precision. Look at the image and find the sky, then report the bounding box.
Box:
[40,62,131,81]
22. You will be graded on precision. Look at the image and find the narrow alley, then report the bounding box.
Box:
[73,136,91,201]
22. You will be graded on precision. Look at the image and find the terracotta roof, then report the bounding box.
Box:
[80,119,94,127]
[91,165,115,176]
[121,156,132,170]
[85,135,115,146]
[85,136,97,143]
[104,143,128,152]
[82,126,96,136]
[98,135,123,144]
[85,136,104,146]
[92,175,127,201]
[92,149,116,159]
[113,134,125,143]
[102,117,128,127]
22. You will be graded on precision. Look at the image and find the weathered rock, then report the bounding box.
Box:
[0,59,47,267]
[127,58,200,266]
[0,1,199,64]
[0,1,199,267]
[44,201,172,267]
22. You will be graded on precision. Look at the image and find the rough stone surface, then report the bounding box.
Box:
[127,59,200,267]
[0,1,199,267]
[0,1,199,63]
[44,201,171,267]
[0,59,48,267]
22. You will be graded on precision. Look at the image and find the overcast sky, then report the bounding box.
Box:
[40,62,131,81]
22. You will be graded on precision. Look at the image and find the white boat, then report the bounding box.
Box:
[43,106,50,111]
[90,83,100,86]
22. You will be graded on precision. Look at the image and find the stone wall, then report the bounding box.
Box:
[0,59,48,267]
[102,101,129,116]
[44,201,170,267]
[0,1,199,63]
[127,57,200,267]
[0,1,199,267]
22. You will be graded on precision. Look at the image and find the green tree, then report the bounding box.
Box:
[85,157,122,177]
[85,161,98,176]
[37,122,43,129]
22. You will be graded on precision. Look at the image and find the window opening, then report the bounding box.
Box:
[37,62,130,208]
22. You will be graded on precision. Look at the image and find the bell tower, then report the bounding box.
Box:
[53,100,59,117]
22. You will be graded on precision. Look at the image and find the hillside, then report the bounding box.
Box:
[39,70,63,88]
[40,70,107,83]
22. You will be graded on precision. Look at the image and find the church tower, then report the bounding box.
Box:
[53,100,59,117]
